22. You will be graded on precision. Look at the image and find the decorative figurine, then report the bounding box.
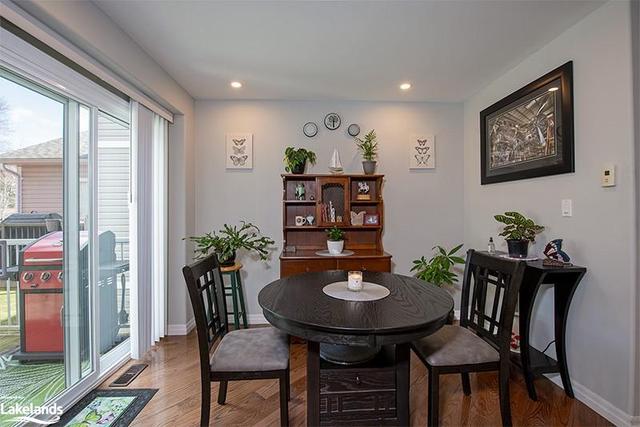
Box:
[543,239,572,266]
[295,183,306,200]
[329,148,343,174]
[329,201,336,223]
[356,181,371,200]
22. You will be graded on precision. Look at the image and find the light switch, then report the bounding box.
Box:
[602,163,616,187]
[561,199,572,217]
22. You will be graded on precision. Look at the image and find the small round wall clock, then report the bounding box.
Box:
[303,122,318,137]
[324,113,341,130]
[347,124,360,137]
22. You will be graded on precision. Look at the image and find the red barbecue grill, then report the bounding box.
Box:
[16,231,69,360]
[13,231,128,361]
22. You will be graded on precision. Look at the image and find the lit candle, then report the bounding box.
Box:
[348,271,363,292]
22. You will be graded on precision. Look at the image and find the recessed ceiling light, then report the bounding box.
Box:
[400,82,412,91]
[230,81,243,89]
[548,87,559,92]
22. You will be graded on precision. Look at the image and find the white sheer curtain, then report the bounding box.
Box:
[130,102,168,358]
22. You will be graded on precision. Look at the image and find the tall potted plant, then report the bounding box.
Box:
[354,129,378,175]
[284,147,317,174]
[494,211,544,258]
[188,221,275,266]
[411,244,465,288]
[326,226,345,255]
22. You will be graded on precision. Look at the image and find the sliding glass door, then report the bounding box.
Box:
[0,70,96,425]
[0,66,133,424]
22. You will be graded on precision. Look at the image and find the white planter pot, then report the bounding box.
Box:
[327,240,344,255]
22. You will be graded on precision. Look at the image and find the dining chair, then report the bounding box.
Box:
[411,249,526,427]
[182,253,290,427]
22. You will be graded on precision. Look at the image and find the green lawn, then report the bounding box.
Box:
[0,286,18,327]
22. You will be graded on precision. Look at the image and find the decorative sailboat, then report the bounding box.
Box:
[329,148,343,174]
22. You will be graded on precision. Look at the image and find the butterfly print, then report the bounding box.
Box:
[415,146,430,155]
[233,138,246,146]
[232,146,246,155]
[417,139,428,146]
[230,155,248,166]
[415,154,431,165]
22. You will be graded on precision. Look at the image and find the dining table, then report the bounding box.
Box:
[258,270,453,426]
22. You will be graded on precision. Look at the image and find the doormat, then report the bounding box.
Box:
[54,389,157,427]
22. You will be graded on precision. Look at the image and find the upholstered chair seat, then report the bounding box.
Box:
[412,325,499,367]
[210,327,289,372]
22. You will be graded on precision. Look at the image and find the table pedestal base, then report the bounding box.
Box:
[307,341,409,426]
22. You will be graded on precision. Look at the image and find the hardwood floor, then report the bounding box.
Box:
[101,332,611,426]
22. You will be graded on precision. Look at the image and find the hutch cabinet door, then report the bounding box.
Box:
[316,177,350,227]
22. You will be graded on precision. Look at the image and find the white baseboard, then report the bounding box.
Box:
[546,374,636,426]
[166,317,196,335]
[248,313,267,325]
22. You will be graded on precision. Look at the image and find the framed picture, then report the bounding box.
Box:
[480,61,574,184]
[225,133,253,169]
[409,135,435,169]
[364,213,379,226]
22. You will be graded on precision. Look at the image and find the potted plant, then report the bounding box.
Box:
[284,147,317,174]
[494,211,544,258]
[411,244,465,288]
[188,221,275,266]
[326,226,345,255]
[354,129,379,175]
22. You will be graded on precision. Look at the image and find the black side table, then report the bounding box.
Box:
[512,259,586,400]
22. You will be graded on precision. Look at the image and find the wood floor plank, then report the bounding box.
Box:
[100,333,611,426]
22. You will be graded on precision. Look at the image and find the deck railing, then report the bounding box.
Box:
[0,239,32,333]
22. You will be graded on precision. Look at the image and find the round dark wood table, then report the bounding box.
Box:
[258,270,453,426]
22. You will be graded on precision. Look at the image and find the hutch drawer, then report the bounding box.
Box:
[280,259,336,277]
[336,258,390,272]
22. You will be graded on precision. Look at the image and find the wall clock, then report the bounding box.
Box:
[303,122,318,137]
[324,113,341,130]
[347,124,360,137]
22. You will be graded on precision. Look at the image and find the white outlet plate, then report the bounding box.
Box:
[561,199,572,217]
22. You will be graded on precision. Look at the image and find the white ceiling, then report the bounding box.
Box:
[93,0,604,103]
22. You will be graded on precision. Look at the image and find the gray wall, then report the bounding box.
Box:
[194,100,464,317]
[463,1,635,421]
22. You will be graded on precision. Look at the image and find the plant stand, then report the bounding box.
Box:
[221,263,248,329]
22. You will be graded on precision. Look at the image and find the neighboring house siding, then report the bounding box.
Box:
[20,164,63,215]
[98,115,130,261]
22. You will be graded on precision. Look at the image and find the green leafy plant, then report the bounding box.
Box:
[494,211,544,242]
[354,129,378,161]
[283,147,317,173]
[188,221,275,263]
[326,226,345,242]
[411,244,465,287]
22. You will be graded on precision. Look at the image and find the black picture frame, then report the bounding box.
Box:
[480,61,574,185]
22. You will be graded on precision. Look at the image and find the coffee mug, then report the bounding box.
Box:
[295,216,306,226]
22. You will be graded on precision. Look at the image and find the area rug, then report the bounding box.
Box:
[55,389,157,427]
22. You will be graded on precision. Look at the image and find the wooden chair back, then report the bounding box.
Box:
[183,253,229,375]
[459,250,526,357]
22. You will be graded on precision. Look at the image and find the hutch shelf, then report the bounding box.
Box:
[280,174,391,277]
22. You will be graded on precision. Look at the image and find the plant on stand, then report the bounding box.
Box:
[354,129,378,175]
[188,221,275,266]
[326,226,345,255]
[284,147,317,174]
[494,211,544,258]
[411,244,465,288]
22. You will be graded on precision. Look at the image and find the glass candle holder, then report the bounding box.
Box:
[347,271,363,292]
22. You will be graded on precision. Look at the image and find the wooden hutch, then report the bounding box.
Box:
[280,174,391,277]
